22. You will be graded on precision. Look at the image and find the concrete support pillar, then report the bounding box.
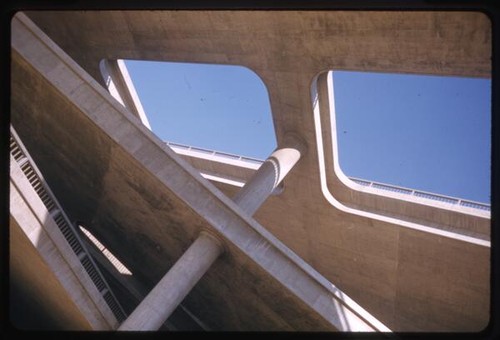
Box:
[118,232,223,331]
[233,133,306,216]
[120,134,306,331]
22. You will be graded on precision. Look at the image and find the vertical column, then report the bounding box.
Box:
[118,232,223,331]
[233,133,306,216]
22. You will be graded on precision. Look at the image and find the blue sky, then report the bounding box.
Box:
[333,71,491,204]
[125,60,276,158]
[125,60,491,204]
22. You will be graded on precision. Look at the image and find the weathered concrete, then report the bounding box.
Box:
[313,71,490,243]
[9,158,116,330]
[99,59,151,129]
[120,136,304,330]
[10,216,93,330]
[10,10,491,332]
[119,232,223,330]
[11,12,391,332]
[233,136,305,216]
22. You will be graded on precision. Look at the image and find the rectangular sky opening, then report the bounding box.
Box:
[331,71,491,204]
[123,60,277,160]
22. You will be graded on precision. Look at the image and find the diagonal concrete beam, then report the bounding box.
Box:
[101,56,307,218]
[120,135,307,330]
[99,59,152,129]
[10,158,117,330]
[11,12,391,332]
[80,43,310,331]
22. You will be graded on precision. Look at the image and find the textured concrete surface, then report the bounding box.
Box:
[10,12,390,332]
[9,160,115,330]
[10,10,491,331]
[10,216,93,330]
[119,232,223,330]
[233,140,304,216]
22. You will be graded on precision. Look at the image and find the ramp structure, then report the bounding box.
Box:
[9,10,490,332]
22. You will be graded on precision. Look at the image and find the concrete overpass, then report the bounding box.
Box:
[9,10,491,332]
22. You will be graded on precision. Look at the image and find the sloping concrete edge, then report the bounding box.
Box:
[10,158,117,330]
[11,12,391,332]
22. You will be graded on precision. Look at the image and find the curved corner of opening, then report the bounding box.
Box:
[312,69,490,218]
[236,64,278,151]
[309,69,490,247]
[311,70,370,198]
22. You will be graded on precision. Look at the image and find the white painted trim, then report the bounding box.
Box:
[311,72,490,248]
[116,59,152,130]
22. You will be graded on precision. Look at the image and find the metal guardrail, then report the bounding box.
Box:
[165,141,263,165]
[349,177,490,211]
[165,140,490,212]
[10,127,127,323]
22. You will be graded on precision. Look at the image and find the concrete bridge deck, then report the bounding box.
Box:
[9,10,491,331]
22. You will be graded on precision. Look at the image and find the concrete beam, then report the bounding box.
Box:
[121,136,306,330]
[25,11,491,80]
[10,12,392,332]
[99,59,151,129]
[120,135,305,330]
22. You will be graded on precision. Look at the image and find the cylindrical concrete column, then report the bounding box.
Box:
[118,232,223,331]
[232,133,306,216]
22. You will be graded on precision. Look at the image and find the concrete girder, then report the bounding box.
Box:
[11,12,391,332]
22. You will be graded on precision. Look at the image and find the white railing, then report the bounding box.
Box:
[349,177,490,211]
[165,141,263,166]
[165,141,490,212]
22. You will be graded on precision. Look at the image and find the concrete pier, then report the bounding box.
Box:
[121,135,306,330]
[10,10,491,332]
[233,135,306,216]
[118,232,223,331]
